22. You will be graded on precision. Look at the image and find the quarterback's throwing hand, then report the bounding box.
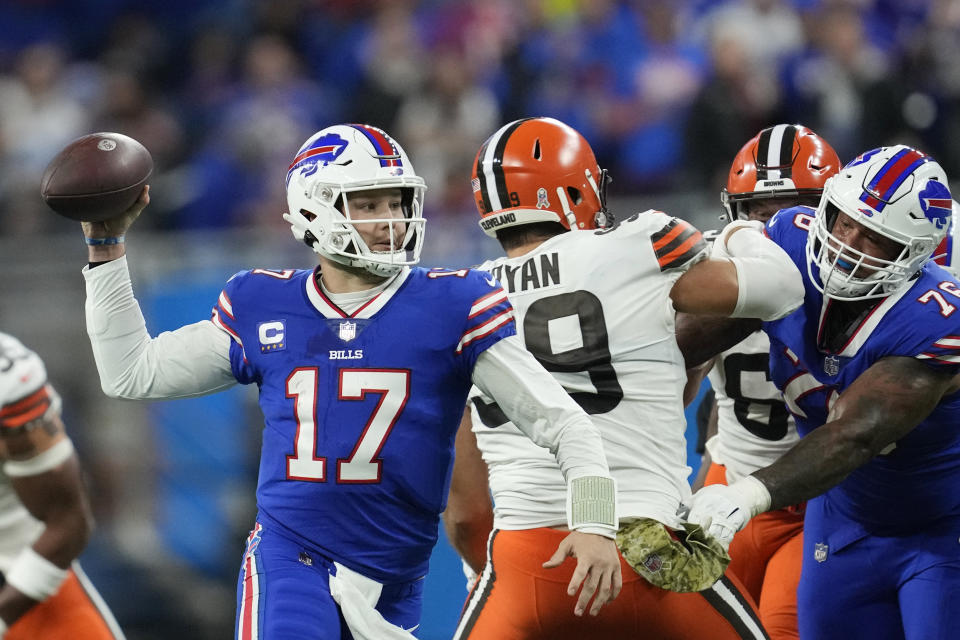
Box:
[543,531,623,617]
[81,185,150,240]
[681,476,772,551]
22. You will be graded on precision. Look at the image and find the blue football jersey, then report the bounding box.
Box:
[210,266,515,583]
[763,207,960,533]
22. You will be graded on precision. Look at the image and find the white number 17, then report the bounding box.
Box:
[285,368,410,483]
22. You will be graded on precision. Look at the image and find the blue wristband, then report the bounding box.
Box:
[84,236,125,246]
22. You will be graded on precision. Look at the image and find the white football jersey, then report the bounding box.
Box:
[0,332,52,571]
[705,331,799,482]
[470,211,707,530]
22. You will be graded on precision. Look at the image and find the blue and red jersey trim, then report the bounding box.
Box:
[456,288,515,354]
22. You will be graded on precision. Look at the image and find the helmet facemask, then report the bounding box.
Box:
[806,199,918,301]
[722,187,823,222]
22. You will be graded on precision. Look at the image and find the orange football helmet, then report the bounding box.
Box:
[722,124,840,221]
[472,117,611,237]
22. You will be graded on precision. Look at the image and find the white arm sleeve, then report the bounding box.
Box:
[472,336,617,535]
[83,256,237,400]
[714,220,804,321]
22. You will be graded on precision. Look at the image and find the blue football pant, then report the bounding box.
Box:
[798,497,960,640]
[235,521,423,639]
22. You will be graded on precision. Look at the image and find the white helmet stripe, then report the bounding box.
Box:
[764,124,790,181]
[479,120,528,213]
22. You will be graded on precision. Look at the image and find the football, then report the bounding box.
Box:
[40,132,153,222]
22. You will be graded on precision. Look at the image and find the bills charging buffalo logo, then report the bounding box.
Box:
[846,148,882,168]
[286,133,349,186]
[918,179,952,229]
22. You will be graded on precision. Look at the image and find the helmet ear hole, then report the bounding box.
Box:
[567,186,583,205]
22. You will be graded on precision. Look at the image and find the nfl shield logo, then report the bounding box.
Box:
[339,321,357,342]
[814,542,829,563]
[823,355,840,376]
[642,553,663,574]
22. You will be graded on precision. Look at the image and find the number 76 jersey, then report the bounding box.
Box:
[211,265,516,583]
[763,207,960,533]
[470,210,708,530]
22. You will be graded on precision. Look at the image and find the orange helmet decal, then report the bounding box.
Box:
[722,124,840,221]
[472,117,611,237]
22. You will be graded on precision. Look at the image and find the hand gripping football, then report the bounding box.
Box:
[41,132,153,222]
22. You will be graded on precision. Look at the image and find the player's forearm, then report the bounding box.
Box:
[0,526,85,626]
[676,313,758,367]
[0,587,37,631]
[756,357,952,510]
[751,421,876,510]
[691,447,713,492]
[13,454,92,566]
[83,256,236,399]
[0,456,92,628]
[443,512,491,575]
[445,411,494,574]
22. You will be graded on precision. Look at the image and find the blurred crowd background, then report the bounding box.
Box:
[0,0,958,638]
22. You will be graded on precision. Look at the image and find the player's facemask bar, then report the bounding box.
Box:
[594,168,615,228]
[807,201,915,301]
[558,167,614,230]
[295,183,426,277]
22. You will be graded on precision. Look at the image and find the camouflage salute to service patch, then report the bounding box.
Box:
[616,518,730,593]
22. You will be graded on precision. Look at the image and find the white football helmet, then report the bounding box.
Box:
[806,145,952,300]
[285,124,427,277]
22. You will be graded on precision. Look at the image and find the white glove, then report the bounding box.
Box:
[679,476,771,550]
[462,559,479,592]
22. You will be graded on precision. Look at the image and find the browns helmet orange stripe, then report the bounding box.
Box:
[473,117,612,237]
